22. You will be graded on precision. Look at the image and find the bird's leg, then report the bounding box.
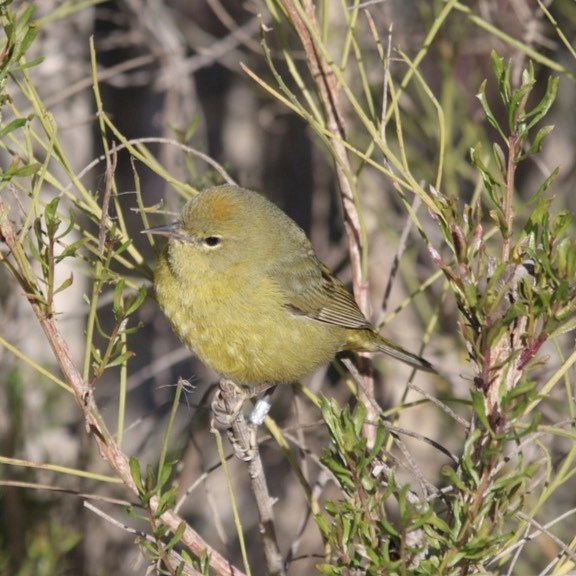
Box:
[211,380,277,460]
[210,379,247,429]
[211,379,257,461]
[210,380,272,427]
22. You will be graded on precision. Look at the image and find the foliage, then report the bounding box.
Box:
[1,1,576,576]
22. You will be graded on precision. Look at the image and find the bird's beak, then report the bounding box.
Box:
[141,222,182,238]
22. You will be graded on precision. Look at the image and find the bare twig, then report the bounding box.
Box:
[98,144,117,253]
[278,0,364,307]
[75,137,236,186]
[380,195,421,317]
[488,507,576,569]
[285,468,330,567]
[84,502,202,576]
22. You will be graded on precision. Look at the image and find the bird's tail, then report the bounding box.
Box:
[374,334,436,373]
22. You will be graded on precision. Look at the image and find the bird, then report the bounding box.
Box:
[144,185,434,391]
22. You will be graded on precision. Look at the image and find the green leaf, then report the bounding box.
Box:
[548,315,576,339]
[144,464,156,495]
[476,79,506,142]
[521,125,555,159]
[321,396,344,446]
[424,513,451,535]
[16,55,43,70]
[154,523,169,539]
[125,286,148,316]
[112,279,126,319]
[461,429,482,487]
[532,167,559,200]
[90,343,102,364]
[56,237,88,261]
[184,115,201,142]
[123,320,144,336]
[166,522,186,551]
[44,197,61,237]
[314,513,331,537]
[379,516,400,537]
[105,350,134,369]
[322,454,355,491]
[526,76,559,130]
[351,402,367,438]
[111,238,133,258]
[490,50,505,84]
[491,50,511,106]
[340,513,352,546]
[492,143,506,177]
[0,117,27,138]
[17,24,37,58]
[129,457,144,493]
[508,81,533,132]
[14,4,35,33]
[125,505,147,523]
[3,161,41,179]
[441,465,467,491]
[470,144,503,213]
[157,485,178,516]
[53,273,73,295]
[157,460,174,490]
[366,424,386,465]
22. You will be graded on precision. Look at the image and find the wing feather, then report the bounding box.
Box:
[270,253,371,330]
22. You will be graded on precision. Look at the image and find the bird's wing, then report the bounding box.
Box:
[270,254,372,330]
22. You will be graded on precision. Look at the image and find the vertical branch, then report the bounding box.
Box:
[502,133,519,262]
[278,0,366,310]
[277,1,377,438]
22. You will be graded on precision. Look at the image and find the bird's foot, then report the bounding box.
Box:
[211,386,245,429]
[211,379,257,461]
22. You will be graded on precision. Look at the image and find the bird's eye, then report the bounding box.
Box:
[203,236,222,247]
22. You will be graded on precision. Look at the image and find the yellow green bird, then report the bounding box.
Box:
[145,185,434,388]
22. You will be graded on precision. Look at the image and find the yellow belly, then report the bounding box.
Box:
[154,256,345,384]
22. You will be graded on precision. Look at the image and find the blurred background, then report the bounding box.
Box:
[1,0,576,574]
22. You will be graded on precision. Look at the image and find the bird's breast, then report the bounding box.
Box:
[154,259,345,384]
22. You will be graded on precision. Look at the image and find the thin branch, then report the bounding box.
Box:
[380,195,421,317]
[98,144,117,253]
[84,502,202,576]
[74,137,236,187]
